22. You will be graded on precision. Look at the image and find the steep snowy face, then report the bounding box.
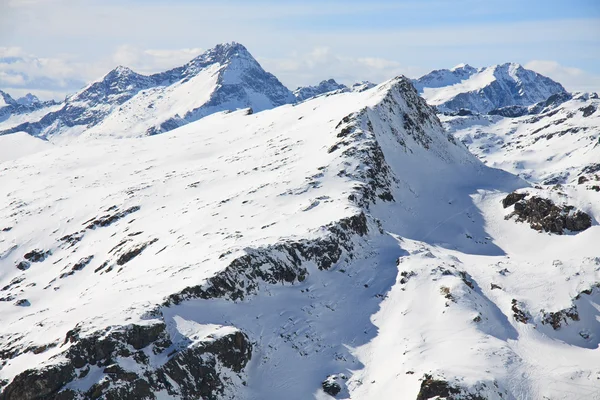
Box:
[443,92,600,185]
[414,63,567,114]
[0,42,295,141]
[293,79,349,102]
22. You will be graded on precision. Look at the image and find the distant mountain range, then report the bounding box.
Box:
[412,63,567,114]
[1,43,295,140]
[0,44,574,142]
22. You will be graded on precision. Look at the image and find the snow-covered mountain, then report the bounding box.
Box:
[413,63,567,114]
[1,70,599,400]
[443,91,600,186]
[14,94,41,106]
[293,79,377,102]
[293,79,348,102]
[0,90,58,119]
[0,43,295,141]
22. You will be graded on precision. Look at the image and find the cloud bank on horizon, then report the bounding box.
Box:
[0,0,598,100]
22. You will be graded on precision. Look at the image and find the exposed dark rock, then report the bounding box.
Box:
[1,276,25,292]
[85,206,140,230]
[490,283,502,290]
[416,375,486,400]
[400,270,417,284]
[14,299,30,307]
[501,192,527,208]
[578,176,589,184]
[416,375,460,400]
[60,256,95,279]
[511,299,530,324]
[163,212,368,306]
[322,376,341,397]
[540,306,579,330]
[116,239,158,266]
[59,232,84,248]
[23,249,52,263]
[489,105,528,118]
[0,364,76,400]
[580,104,596,117]
[16,261,31,271]
[504,194,592,234]
[580,163,600,175]
[1,323,252,400]
[458,271,475,289]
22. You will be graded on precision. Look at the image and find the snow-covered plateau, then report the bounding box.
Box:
[0,44,599,400]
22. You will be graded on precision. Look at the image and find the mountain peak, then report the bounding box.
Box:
[16,93,40,106]
[101,65,142,84]
[0,89,16,107]
[294,79,348,101]
[188,42,253,67]
[451,63,476,72]
[415,62,567,113]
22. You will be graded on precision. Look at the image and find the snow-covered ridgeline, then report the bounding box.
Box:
[0,73,599,400]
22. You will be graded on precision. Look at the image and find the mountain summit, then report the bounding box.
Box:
[413,63,566,113]
[1,42,295,140]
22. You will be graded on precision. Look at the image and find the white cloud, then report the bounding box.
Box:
[111,45,204,74]
[0,45,205,100]
[525,60,600,93]
[258,47,425,89]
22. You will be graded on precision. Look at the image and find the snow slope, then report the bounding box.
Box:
[413,63,567,114]
[1,76,599,400]
[0,132,52,163]
[0,43,295,141]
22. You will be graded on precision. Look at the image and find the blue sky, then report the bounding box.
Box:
[1,0,599,99]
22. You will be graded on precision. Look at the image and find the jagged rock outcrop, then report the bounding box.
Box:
[416,375,486,400]
[503,192,592,234]
[0,323,251,400]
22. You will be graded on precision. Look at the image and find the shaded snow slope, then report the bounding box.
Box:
[1,77,599,400]
[0,43,295,142]
[414,63,567,114]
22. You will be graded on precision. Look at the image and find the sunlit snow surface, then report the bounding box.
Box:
[1,79,599,399]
